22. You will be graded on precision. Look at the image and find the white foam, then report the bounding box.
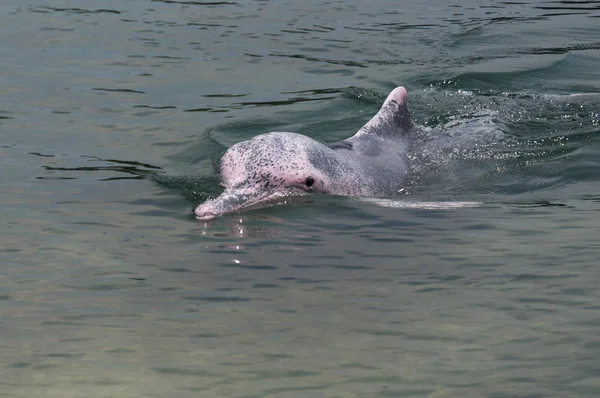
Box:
[359,198,481,209]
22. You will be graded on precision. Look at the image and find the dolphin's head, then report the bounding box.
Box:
[194,132,335,220]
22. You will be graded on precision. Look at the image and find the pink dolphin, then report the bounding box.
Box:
[195,87,420,220]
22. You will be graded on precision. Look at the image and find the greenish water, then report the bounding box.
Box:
[2,1,600,397]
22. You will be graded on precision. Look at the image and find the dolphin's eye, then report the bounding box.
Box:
[305,177,314,187]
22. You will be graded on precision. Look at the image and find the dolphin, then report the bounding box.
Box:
[194,86,421,220]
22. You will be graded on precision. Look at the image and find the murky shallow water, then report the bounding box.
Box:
[2,1,600,397]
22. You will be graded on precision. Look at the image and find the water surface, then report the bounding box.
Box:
[2,1,600,397]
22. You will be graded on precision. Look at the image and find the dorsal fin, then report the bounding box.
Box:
[354,87,414,138]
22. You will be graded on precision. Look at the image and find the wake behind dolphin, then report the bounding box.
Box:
[195,87,424,220]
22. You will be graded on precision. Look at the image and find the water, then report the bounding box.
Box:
[2,1,600,396]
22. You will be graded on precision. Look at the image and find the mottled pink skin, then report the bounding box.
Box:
[220,134,333,194]
[195,86,417,220]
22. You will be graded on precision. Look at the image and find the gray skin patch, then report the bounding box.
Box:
[195,86,419,220]
[327,141,353,150]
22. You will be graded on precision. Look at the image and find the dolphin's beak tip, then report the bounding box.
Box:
[193,204,216,221]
